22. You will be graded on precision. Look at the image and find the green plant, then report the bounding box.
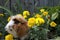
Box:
[0,0,60,39]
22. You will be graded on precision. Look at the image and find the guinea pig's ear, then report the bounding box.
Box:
[19,18,27,23]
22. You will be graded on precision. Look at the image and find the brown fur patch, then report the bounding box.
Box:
[12,15,29,37]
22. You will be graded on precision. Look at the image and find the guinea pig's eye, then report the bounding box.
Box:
[13,19,20,24]
[13,19,25,24]
[21,23,25,24]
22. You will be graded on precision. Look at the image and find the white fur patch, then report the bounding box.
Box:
[5,19,18,38]
[5,20,14,31]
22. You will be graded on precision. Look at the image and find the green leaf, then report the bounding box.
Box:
[51,12,58,20]
[0,6,13,16]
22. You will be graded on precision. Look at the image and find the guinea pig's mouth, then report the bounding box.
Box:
[5,27,18,38]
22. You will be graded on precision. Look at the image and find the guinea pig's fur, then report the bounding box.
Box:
[5,15,29,40]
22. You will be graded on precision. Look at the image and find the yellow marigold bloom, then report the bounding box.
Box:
[43,11,48,16]
[36,18,45,25]
[50,21,57,27]
[28,22,34,28]
[35,14,41,18]
[23,15,27,19]
[28,18,36,28]
[28,18,36,23]
[5,34,14,40]
[0,32,2,36]
[7,17,10,22]
[40,9,45,13]
[23,11,30,16]
[0,14,4,16]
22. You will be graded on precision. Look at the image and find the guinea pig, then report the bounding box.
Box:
[5,14,29,40]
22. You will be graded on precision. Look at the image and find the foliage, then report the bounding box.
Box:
[0,6,60,40]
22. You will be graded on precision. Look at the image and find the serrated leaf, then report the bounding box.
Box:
[51,12,58,20]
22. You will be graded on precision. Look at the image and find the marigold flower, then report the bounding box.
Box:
[7,17,10,22]
[23,11,30,16]
[50,21,57,27]
[40,9,45,13]
[28,18,36,28]
[28,18,36,23]
[35,14,41,18]
[43,11,48,16]
[0,32,2,36]
[36,17,45,25]
[28,22,34,28]
[5,34,14,40]
[23,15,27,19]
[0,14,4,16]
